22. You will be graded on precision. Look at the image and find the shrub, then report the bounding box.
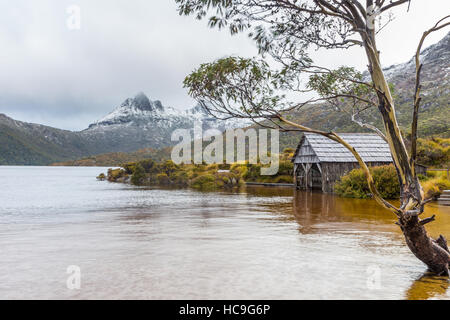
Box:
[206,164,219,171]
[189,171,199,179]
[422,178,450,199]
[107,168,126,182]
[242,163,261,181]
[416,137,450,167]
[274,175,293,183]
[192,164,207,174]
[283,148,295,154]
[427,171,438,178]
[417,174,429,181]
[278,160,294,176]
[427,170,448,179]
[122,162,137,174]
[96,173,106,181]
[161,160,179,176]
[172,171,189,186]
[282,148,295,160]
[217,172,242,188]
[335,165,400,199]
[335,168,371,198]
[218,163,231,170]
[139,159,155,173]
[191,174,216,191]
[156,173,171,185]
[131,163,146,186]
[372,165,400,199]
[231,163,247,177]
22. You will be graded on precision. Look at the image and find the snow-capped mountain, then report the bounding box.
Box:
[79,92,249,152]
[88,91,247,130]
[90,92,167,127]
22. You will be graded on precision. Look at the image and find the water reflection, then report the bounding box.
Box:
[249,187,450,238]
[245,187,450,300]
[252,188,402,234]
[406,273,450,300]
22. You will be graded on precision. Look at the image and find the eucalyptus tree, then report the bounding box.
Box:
[176,0,450,275]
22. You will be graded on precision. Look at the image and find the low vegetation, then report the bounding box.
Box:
[105,160,245,191]
[101,149,295,191]
[96,173,106,181]
[241,149,294,183]
[334,136,449,200]
[416,137,450,167]
[335,165,450,200]
[419,171,450,199]
[335,165,401,199]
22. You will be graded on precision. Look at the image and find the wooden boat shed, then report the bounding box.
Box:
[292,133,427,193]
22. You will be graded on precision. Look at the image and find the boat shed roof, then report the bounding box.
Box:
[292,133,393,164]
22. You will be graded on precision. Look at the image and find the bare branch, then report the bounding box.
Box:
[410,15,450,176]
[351,113,387,141]
[420,215,436,226]
[380,0,410,13]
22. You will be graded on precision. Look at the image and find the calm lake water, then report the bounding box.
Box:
[0,166,449,300]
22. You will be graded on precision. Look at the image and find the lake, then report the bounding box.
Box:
[0,166,449,300]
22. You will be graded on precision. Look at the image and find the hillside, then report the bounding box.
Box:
[285,32,450,138]
[0,114,97,165]
[52,147,172,167]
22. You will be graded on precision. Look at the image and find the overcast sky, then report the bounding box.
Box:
[0,0,449,131]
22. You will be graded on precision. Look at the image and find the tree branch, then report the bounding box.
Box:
[410,15,450,176]
[420,215,436,226]
[380,0,410,13]
[351,113,387,141]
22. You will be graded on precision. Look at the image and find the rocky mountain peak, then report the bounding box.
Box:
[132,92,153,111]
[153,100,165,112]
[120,92,163,113]
[88,92,169,128]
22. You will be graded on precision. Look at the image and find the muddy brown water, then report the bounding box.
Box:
[0,166,449,299]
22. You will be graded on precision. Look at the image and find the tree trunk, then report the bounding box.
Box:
[399,215,450,276]
[362,30,449,276]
